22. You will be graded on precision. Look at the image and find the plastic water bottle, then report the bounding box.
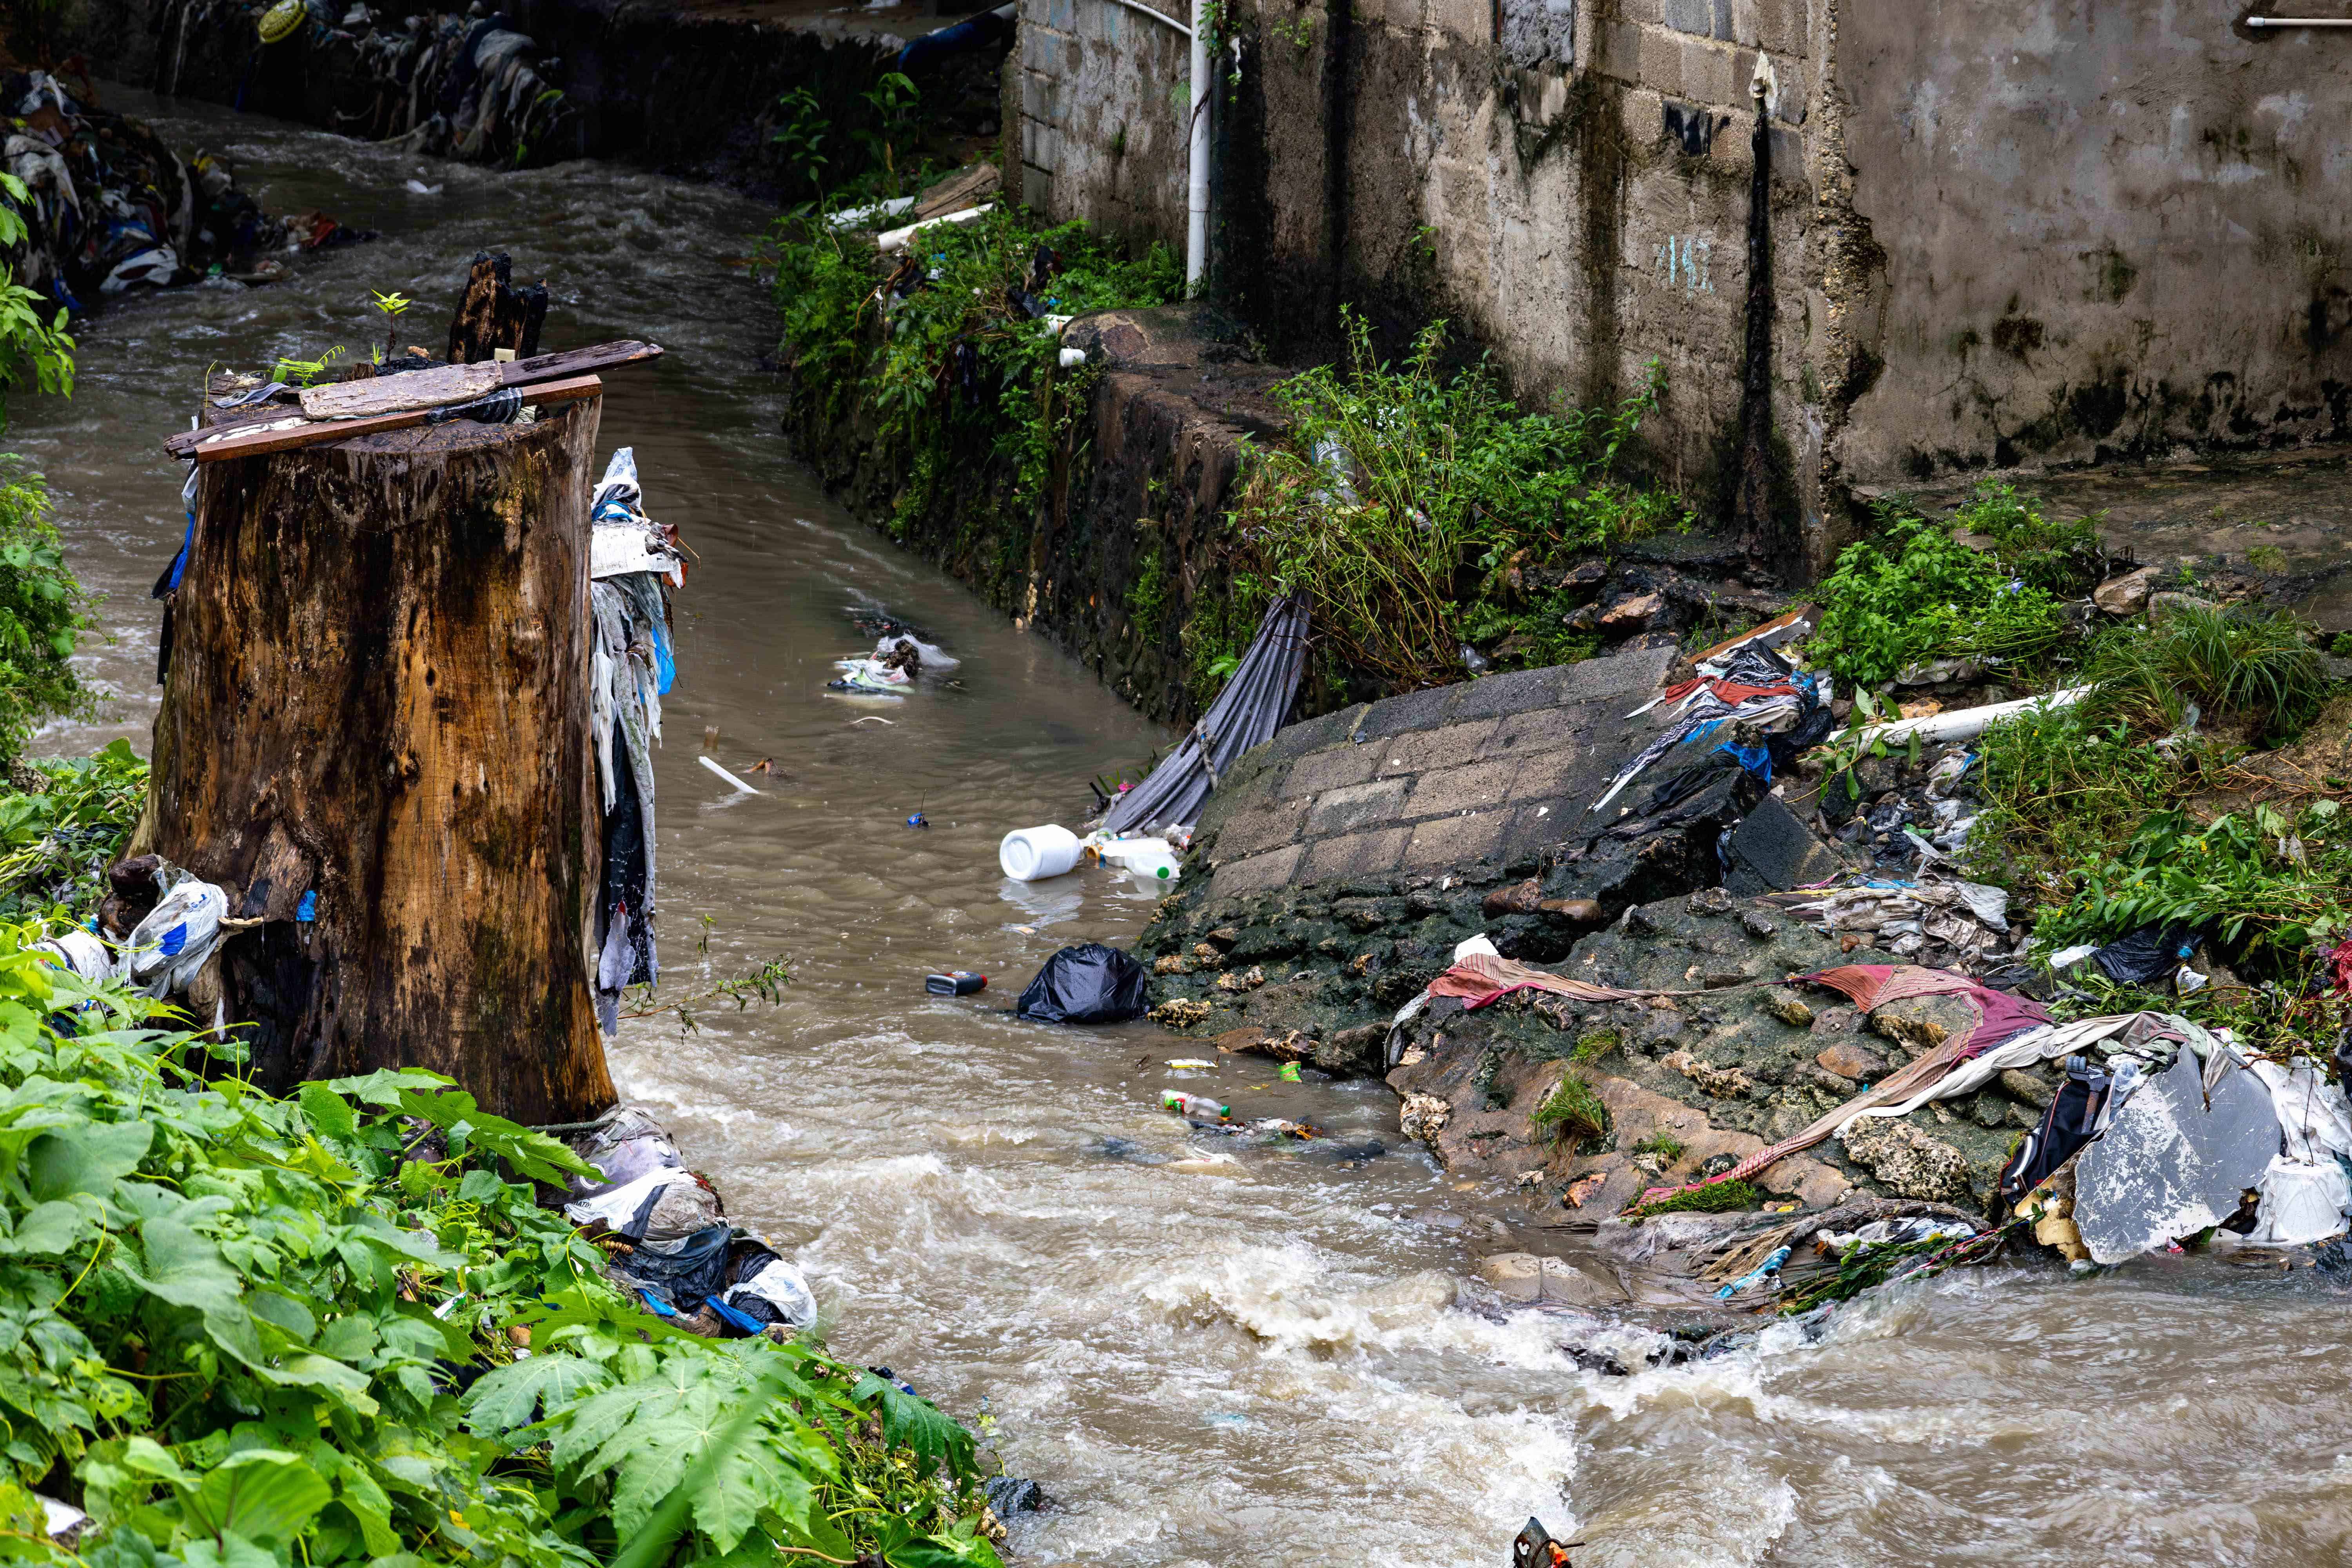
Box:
[1127,851,1181,884]
[1161,1090,1229,1121]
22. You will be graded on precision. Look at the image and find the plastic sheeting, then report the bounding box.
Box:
[1101,593,1309,835]
[2074,1045,2279,1265]
[564,1104,685,1200]
[125,868,228,998]
[588,449,679,1033]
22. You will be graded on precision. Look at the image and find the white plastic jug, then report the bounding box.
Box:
[1000,824,1082,881]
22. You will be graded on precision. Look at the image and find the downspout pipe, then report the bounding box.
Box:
[1187,0,1210,293]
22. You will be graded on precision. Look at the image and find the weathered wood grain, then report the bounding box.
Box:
[298,360,503,419]
[138,398,616,1122]
[191,375,601,463]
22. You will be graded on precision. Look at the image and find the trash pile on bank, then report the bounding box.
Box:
[1080,515,2352,1298]
[2,68,368,309]
[557,1105,818,1335]
[147,0,575,168]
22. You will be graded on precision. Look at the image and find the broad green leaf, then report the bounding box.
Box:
[26,1118,149,1201]
[181,1533,278,1568]
[852,1374,976,1478]
[462,1354,614,1436]
[320,1068,448,1107]
[186,1450,332,1547]
[0,1199,82,1256]
[296,1082,356,1141]
[118,1217,243,1313]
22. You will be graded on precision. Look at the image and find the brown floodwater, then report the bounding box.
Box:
[14,86,2352,1568]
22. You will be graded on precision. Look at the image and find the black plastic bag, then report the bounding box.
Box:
[2090,921,2200,985]
[1016,942,1149,1025]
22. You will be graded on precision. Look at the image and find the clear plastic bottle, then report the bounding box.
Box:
[1161,1090,1230,1120]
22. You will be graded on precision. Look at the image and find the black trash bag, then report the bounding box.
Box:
[1016,942,1149,1024]
[2090,921,2200,985]
[1766,702,1837,775]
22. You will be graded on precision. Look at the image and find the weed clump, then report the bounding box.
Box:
[1632,1131,1686,1163]
[1626,1179,1758,1218]
[1811,481,2098,687]
[1223,313,1688,694]
[1531,1071,1612,1143]
[2081,602,2328,743]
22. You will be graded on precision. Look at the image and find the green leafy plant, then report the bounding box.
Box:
[368,289,412,362]
[770,203,1179,575]
[0,460,95,768]
[270,345,348,387]
[0,929,998,1568]
[1811,498,2074,688]
[1227,313,1686,692]
[0,737,145,919]
[0,175,77,431]
[2031,800,2352,971]
[1631,1132,1685,1163]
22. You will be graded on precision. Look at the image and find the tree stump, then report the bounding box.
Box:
[136,400,616,1125]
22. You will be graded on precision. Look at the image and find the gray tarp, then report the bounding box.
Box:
[1102,593,1309,835]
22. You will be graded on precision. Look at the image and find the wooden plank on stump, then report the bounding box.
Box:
[192,376,602,463]
[298,360,504,419]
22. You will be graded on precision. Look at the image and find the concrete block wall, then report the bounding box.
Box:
[1016,0,2352,571]
[1015,0,1192,253]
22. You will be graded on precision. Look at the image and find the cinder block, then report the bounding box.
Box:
[1448,666,1567,722]
[1356,684,1457,741]
[1405,758,1520,818]
[1636,23,1682,95]
[1752,0,1806,54]
[1557,642,1678,703]
[1403,811,1506,869]
[1510,746,1612,801]
[1681,34,1736,105]
[1282,744,1383,799]
[1660,0,1710,33]
[1215,799,1309,857]
[1485,702,1593,759]
[1299,828,1410,884]
[1211,843,1304,898]
[1374,719,1498,775]
[1305,775,1414,837]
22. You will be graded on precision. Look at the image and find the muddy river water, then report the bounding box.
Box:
[14,88,2352,1568]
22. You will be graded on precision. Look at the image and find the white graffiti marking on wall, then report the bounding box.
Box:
[1653,234,1715,294]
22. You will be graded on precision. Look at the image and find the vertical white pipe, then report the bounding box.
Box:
[1186,0,1209,293]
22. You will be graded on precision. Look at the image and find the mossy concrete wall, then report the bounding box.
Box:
[1017,0,2352,575]
[784,304,1290,725]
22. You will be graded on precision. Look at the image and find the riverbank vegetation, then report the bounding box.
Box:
[1216,315,1689,695]
[0,934,1001,1568]
[772,204,1181,542]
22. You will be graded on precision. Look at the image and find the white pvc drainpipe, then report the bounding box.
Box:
[1186,0,1210,293]
[2246,15,2352,24]
[1102,0,1190,35]
[1080,0,1205,292]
